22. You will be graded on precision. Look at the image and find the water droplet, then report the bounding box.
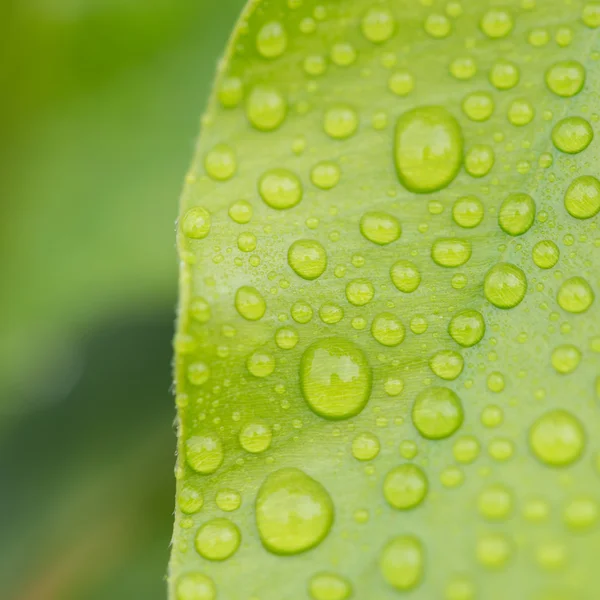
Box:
[583,3,600,27]
[380,535,424,591]
[240,421,272,453]
[507,98,534,126]
[395,106,463,193]
[255,468,334,555]
[488,438,514,462]
[444,575,475,600]
[237,232,257,252]
[330,42,357,66]
[346,279,375,306]
[187,361,210,386]
[182,207,211,239]
[563,496,599,530]
[256,21,288,59]
[247,86,286,131]
[324,106,358,139]
[431,238,472,267]
[179,481,204,514]
[319,303,344,324]
[551,344,581,374]
[190,297,211,323]
[532,240,559,269]
[489,60,519,90]
[480,8,513,38]
[478,484,513,520]
[205,144,236,181]
[360,212,401,245]
[450,57,477,80]
[412,387,464,439]
[288,240,327,280]
[529,409,585,467]
[218,76,243,109]
[462,92,494,122]
[453,435,480,464]
[481,405,503,428]
[300,338,371,419]
[235,286,266,320]
[453,195,484,228]
[195,518,240,561]
[384,377,404,397]
[564,175,600,219]
[216,489,241,512]
[228,200,253,224]
[275,326,299,350]
[259,169,303,209]
[247,350,275,377]
[545,61,585,97]
[186,434,223,474]
[465,144,494,177]
[552,117,593,154]
[429,350,464,380]
[291,300,313,323]
[487,372,505,392]
[383,464,428,509]
[371,313,405,346]
[448,309,486,347]
[425,13,452,38]
[304,54,327,76]
[352,432,380,461]
[309,573,352,600]
[311,162,341,190]
[484,263,527,309]
[557,276,594,313]
[389,70,414,96]
[176,573,216,600]
[410,316,428,334]
[361,7,396,43]
[390,260,421,293]
[528,28,550,46]
[476,533,512,568]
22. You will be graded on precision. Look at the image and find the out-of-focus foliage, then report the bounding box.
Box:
[0,1,245,598]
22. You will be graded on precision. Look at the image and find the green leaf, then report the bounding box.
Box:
[171,1,600,598]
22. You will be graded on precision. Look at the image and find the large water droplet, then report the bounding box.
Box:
[412,387,464,439]
[255,468,334,555]
[552,117,593,154]
[564,175,600,219]
[301,338,371,420]
[529,410,585,466]
[448,310,486,347]
[484,263,527,309]
[394,106,463,193]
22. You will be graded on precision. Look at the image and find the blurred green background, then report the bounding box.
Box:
[0,1,245,597]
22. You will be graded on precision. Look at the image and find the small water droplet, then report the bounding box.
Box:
[324,105,358,139]
[288,240,327,280]
[484,263,527,309]
[215,489,241,512]
[182,207,211,239]
[291,300,313,323]
[551,344,581,374]
[431,238,472,267]
[453,195,484,228]
[429,350,464,380]
[489,60,519,90]
[478,484,513,520]
[319,303,344,324]
[383,464,428,509]
[448,310,486,347]
[186,434,223,474]
[465,144,494,177]
[462,92,494,122]
[352,432,381,461]
[218,76,243,109]
[557,276,594,313]
[552,117,593,154]
[256,21,288,59]
[259,169,303,209]
[532,240,559,269]
[346,279,375,306]
[205,144,236,181]
[563,496,599,530]
[247,350,275,377]
[583,3,600,27]
[240,421,272,453]
[187,362,210,386]
[476,533,512,568]
[247,86,286,131]
[176,573,216,600]
[311,162,341,190]
[380,535,424,591]
[371,313,405,346]
[235,286,266,321]
[545,61,585,97]
[480,8,513,38]
[275,326,299,350]
[425,13,452,38]
[360,212,401,245]
[228,200,253,224]
[195,518,240,561]
[507,98,534,126]
[390,260,421,293]
[564,175,600,219]
[412,387,464,439]
[529,409,585,466]
[179,481,204,514]
[361,7,396,43]
[453,435,480,464]
[388,70,415,96]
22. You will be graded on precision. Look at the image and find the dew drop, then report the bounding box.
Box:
[190,297,211,323]
[255,468,334,555]
[389,70,415,96]
[431,238,471,267]
[383,464,428,509]
[228,200,253,224]
[330,42,357,66]
[380,535,424,591]
[484,263,527,309]
[288,240,327,280]
[476,533,512,568]
[215,489,241,512]
[564,175,600,219]
[529,409,585,467]
[300,338,371,419]
[319,303,344,324]
[361,7,396,43]
[240,421,272,453]
[583,3,600,27]
[465,144,494,177]
[247,86,286,131]
[205,144,236,181]
[311,162,341,190]
[291,300,313,323]
[489,60,519,90]
[256,21,288,59]
[552,117,593,154]
[352,432,381,461]
[186,434,224,474]
[545,61,585,97]
[346,279,375,306]
[371,313,405,346]
[237,232,257,252]
[557,276,594,313]
[309,573,352,600]
[275,326,299,350]
[195,518,240,561]
[450,57,477,80]
[462,92,494,122]
[187,361,210,386]
[551,344,581,374]
[445,575,475,600]
[412,387,464,440]
[259,169,303,210]
[425,13,452,38]
[480,9,513,39]
[532,240,559,269]
[563,496,599,530]
[394,106,463,193]
[429,350,464,380]
[247,350,275,378]
[176,573,216,600]
[390,260,421,293]
[448,309,486,347]
[453,195,484,228]
[507,98,534,126]
[360,212,401,245]
[324,106,358,139]
[179,481,204,514]
[235,286,266,320]
[182,207,211,239]
[453,435,480,464]
[218,76,243,109]
[477,484,513,520]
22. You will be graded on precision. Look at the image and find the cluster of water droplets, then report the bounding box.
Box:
[173,0,600,598]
